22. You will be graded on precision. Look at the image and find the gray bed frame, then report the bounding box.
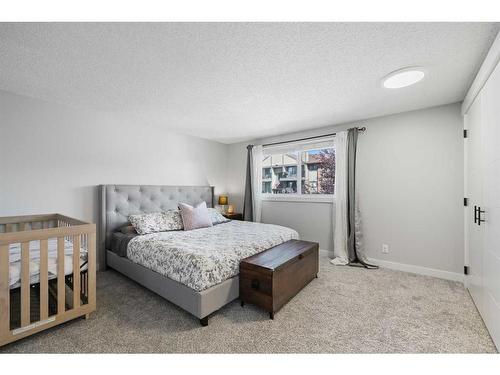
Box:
[99,185,239,326]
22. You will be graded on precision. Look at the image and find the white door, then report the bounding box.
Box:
[480,62,500,347]
[465,92,484,315]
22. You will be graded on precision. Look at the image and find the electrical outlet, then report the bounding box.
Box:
[382,244,389,254]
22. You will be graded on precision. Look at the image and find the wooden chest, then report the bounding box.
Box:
[239,239,319,319]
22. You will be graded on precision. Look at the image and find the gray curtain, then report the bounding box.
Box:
[346,128,358,262]
[243,145,254,221]
[346,128,377,268]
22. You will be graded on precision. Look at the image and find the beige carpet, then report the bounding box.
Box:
[1,253,496,353]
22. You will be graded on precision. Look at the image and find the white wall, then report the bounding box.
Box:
[0,90,228,246]
[227,103,464,276]
[0,90,465,277]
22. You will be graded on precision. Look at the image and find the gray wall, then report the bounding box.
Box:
[227,103,464,274]
[0,90,228,230]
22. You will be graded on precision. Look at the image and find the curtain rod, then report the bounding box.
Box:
[261,127,366,148]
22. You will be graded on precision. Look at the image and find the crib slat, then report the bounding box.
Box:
[57,237,65,314]
[88,232,96,309]
[0,245,9,339]
[21,242,30,327]
[72,236,80,309]
[40,239,49,320]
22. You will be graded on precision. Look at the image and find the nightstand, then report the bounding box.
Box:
[222,212,243,221]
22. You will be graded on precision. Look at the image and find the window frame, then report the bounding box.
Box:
[260,140,335,203]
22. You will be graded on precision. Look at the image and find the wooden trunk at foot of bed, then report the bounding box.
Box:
[0,214,96,347]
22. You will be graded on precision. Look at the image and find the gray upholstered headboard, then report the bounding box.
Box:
[99,184,214,268]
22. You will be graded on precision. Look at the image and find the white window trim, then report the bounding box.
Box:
[261,194,335,204]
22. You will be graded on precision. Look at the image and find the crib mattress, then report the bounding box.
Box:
[8,238,88,289]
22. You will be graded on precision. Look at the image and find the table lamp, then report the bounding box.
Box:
[218,195,228,213]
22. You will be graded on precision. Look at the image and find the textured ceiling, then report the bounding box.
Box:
[0,23,498,143]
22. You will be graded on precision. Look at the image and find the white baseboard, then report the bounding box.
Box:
[367,257,464,284]
[319,249,463,283]
[319,249,331,256]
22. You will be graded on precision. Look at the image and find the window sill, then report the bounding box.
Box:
[261,195,334,204]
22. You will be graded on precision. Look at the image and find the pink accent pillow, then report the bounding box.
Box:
[178,201,213,231]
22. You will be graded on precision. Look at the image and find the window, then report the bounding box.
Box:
[284,166,297,178]
[262,181,272,193]
[262,167,272,180]
[261,140,335,198]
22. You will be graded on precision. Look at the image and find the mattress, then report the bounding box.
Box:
[127,220,299,292]
[8,238,88,289]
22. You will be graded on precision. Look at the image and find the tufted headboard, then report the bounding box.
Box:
[99,184,214,267]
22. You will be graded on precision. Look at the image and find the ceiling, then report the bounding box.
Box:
[0,23,498,143]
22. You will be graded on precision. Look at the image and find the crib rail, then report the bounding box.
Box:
[0,214,96,347]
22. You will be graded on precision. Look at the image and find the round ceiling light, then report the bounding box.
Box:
[382,67,425,89]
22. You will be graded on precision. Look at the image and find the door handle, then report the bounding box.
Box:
[474,205,478,224]
[478,206,485,226]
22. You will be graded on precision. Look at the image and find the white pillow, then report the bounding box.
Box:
[178,201,213,231]
[208,208,230,225]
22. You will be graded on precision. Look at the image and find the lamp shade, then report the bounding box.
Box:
[218,195,228,205]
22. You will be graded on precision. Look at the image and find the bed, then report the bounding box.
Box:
[100,185,298,326]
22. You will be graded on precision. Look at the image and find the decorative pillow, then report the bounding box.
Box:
[178,201,213,231]
[208,208,230,225]
[128,210,183,235]
[162,209,184,231]
[128,212,165,235]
